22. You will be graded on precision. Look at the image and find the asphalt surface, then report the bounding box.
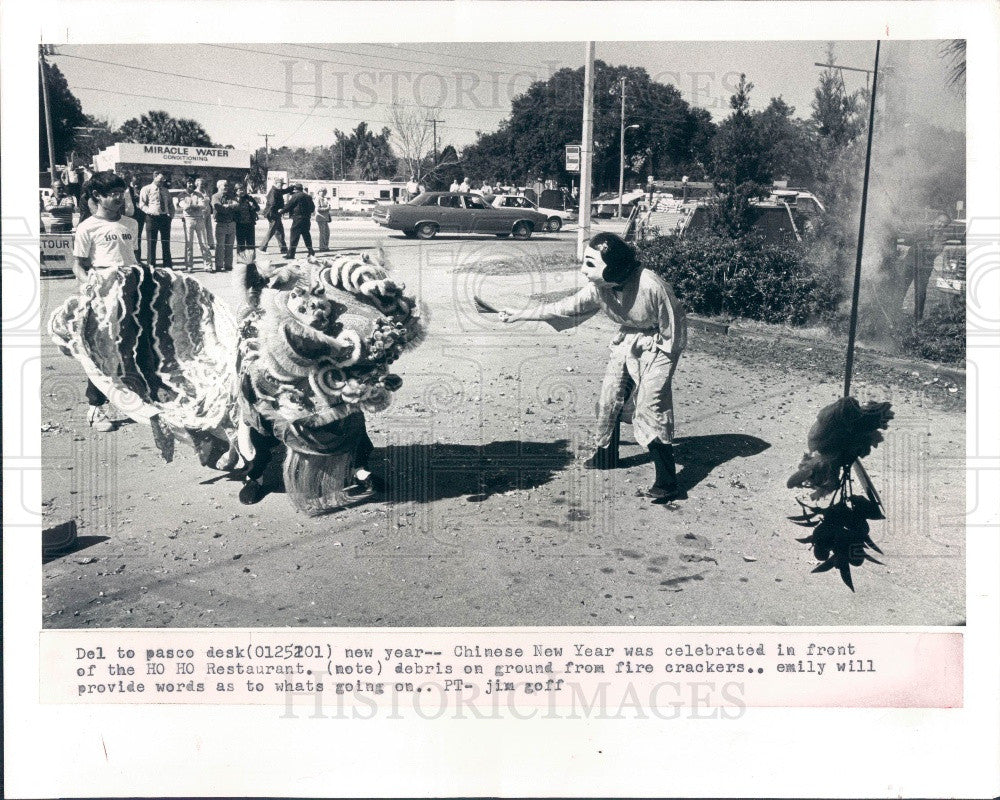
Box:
[40,217,965,627]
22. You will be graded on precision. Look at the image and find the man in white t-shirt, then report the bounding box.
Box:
[73,171,141,431]
[405,175,420,201]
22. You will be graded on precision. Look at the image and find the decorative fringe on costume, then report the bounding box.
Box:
[49,252,425,515]
[48,266,238,464]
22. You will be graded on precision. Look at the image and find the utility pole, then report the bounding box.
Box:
[426,117,443,165]
[577,42,596,260]
[257,133,274,172]
[617,76,626,218]
[39,45,58,184]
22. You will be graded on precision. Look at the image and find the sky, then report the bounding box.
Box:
[49,40,964,154]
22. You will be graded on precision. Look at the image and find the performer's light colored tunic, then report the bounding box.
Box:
[533,268,687,448]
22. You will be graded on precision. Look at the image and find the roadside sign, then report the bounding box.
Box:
[565,144,581,173]
[40,233,74,274]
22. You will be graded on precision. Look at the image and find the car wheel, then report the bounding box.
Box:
[512,221,532,240]
[415,222,438,240]
[546,217,563,232]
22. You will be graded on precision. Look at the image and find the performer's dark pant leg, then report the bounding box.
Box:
[647,439,678,493]
[263,216,286,251]
[85,380,107,407]
[287,221,313,258]
[245,427,278,482]
[356,427,375,469]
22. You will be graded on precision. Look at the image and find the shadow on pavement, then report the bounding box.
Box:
[618,433,771,493]
[373,438,575,504]
[43,534,111,565]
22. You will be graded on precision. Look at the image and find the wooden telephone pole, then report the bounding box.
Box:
[577,42,596,260]
[39,46,58,184]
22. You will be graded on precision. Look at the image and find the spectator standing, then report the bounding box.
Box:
[262,177,290,254]
[284,183,316,259]
[178,177,213,272]
[315,188,332,251]
[44,180,77,233]
[194,178,215,249]
[449,178,460,192]
[138,170,174,267]
[211,179,238,272]
[233,184,260,260]
[480,180,493,198]
[459,176,471,193]
[126,175,145,261]
[72,171,140,432]
[406,175,420,201]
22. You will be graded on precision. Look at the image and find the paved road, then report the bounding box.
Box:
[40,226,964,628]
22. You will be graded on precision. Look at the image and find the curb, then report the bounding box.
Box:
[688,314,965,385]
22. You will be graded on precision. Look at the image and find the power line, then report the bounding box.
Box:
[53,50,510,117]
[296,42,550,74]
[65,83,495,136]
[267,42,547,78]
[380,43,551,72]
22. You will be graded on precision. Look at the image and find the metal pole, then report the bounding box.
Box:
[577,42,596,260]
[39,49,58,184]
[843,40,881,398]
[617,76,626,218]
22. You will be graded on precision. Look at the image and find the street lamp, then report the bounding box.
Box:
[617,123,640,218]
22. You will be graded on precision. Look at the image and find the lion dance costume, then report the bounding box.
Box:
[49,253,424,515]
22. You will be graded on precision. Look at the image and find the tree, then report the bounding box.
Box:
[263,145,334,180]
[388,103,436,181]
[811,44,865,149]
[753,97,816,186]
[455,61,714,189]
[706,75,775,237]
[941,39,965,88]
[711,75,772,193]
[460,127,516,185]
[331,123,398,181]
[38,55,87,171]
[116,110,213,147]
[69,115,117,162]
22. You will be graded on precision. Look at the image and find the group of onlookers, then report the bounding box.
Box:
[260,177,332,258]
[446,177,516,198]
[50,170,342,274]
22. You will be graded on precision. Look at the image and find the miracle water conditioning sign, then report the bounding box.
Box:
[107,143,252,169]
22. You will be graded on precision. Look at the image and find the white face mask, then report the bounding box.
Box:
[581,245,614,287]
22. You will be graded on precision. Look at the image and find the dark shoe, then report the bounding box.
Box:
[641,484,685,503]
[239,478,265,505]
[583,445,618,470]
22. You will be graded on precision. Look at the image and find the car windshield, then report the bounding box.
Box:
[408,192,434,205]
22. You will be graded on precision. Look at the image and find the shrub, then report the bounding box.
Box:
[636,232,843,326]
[900,296,965,363]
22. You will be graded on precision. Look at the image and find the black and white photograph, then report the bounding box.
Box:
[35,37,967,628]
[5,2,1000,798]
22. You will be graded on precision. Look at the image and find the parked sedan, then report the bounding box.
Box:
[491,193,575,232]
[373,192,550,239]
